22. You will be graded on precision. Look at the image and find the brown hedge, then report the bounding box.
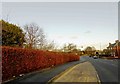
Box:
[2,46,80,81]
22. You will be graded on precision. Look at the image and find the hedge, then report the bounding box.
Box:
[2,46,80,81]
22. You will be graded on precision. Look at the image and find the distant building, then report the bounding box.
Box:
[107,40,120,58]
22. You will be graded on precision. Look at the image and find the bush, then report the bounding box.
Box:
[2,46,80,81]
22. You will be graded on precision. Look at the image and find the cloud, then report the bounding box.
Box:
[55,35,79,39]
[69,36,78,39]
[57,36,64,38]
[84,30,91,34]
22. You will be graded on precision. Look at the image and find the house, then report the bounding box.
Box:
[107,40,120,58]
[112,40,120,58]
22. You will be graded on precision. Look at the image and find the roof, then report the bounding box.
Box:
[114,42,120,46]
[107,41,120,48]
[108,43,116,48]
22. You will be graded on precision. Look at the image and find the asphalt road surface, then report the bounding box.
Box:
[80,56,119,83]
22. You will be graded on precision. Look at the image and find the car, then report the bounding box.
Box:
[93,56,98,59]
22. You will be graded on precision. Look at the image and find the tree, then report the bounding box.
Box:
[42,40,57,51]
[84,46,92,51]
[1,20,25,47]
[84,46,96,55]
[24,23,46,49]
[62,43,77,52]
[102,49,111,56]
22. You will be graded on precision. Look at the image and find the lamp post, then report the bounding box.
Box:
[100,43,101,51]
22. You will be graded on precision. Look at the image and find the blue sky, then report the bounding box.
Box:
[2,2,118,50]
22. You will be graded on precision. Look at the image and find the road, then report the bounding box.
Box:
[80,56,119,83]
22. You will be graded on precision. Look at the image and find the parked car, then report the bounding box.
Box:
[93,56,98,59]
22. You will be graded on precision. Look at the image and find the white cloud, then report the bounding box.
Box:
[69,36,78,39]
[84,30,91,34]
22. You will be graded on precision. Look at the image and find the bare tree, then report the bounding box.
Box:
[38,28,46,49]
[62,43,77,52]
[24,23,46,49]
[42,40,57,51]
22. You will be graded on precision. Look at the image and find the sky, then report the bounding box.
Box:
[1,0,119,2]
[2,2,118,50]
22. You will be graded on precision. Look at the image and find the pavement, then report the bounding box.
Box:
[49,61,100,83]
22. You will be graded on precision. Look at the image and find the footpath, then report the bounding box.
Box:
[48,61,100,83]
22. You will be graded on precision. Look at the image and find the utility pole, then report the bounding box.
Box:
[100,43,101,51]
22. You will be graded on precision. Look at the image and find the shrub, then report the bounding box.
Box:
[2,46,80,81]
